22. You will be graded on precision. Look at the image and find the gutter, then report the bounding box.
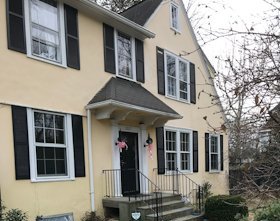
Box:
[76,0,155,39]
[87,109,95,211]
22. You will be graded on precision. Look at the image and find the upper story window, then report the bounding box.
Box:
[165,52,190,102]
[165,128,192,172]
[25,0,66,65]
[6,0,80,69]
[116,32,135,80]
[103,24,145,83]
[170,3,179,31]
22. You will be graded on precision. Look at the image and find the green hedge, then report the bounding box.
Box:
[205,195,248,221]
[255,200,280,221]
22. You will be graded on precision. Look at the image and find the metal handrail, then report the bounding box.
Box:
[153,168,204,214]
[102,169,163,220]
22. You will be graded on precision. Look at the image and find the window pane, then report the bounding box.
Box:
[179,61,188,82]
[168,77,176,96]
[167,153,176,170]
[211,136,218,153]
[45,160,55,174]
[117,33,132,78]
[55,115,64,129]
[45,129,55,143]
[166,131,176,151]
[36,147,44,159]
[55,130,64,144]
[30,0,60,62]
[211,154,218,170]
[181,153,190,170]
[44,114,54,128]
[45,147,55,159]
[37,159,45,175]
[171,5,178,29]
[167,55,176,77]
[180,133,189,151]
[34,112,44,127]
[56,160,66,174]
[35,128,44,143]
[55,148,65,160]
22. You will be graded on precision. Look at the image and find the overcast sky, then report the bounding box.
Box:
[184,0,272,66]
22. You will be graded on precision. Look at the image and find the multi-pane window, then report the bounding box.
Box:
[116,32,134,79]
[34,111,67,176]
[180,132,190,170]
[165,52,190,102]
[165,129,192,171]
[210,135,219,171]
[171,3,179,31]
[29,0,61,62]
[166,131,177,170]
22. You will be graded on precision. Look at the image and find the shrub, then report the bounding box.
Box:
[205,195,248,221]
[4,209,28,221]
[255,200,280,221]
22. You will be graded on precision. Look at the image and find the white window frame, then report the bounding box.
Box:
[170,2,180,32]
[24,0,67,67]
[164,51,190,103]
[114,30,136,82]
[27,108,75,182]
[39,213,74,221]
[165,127,193,173]
[209,134,220,172]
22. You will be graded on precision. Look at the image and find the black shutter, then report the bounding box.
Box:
[6,0,26,53]
[156,127,165,174]
[220,135,224,171]
[72,115,85,177]
[103,24,115,74]
[205,133,209,172]
[64,4,80,70]
[157,47,165,95]
[12,106,30,180]
[190,62,196,104]
[193,131,198,172]
[135,39,145,83]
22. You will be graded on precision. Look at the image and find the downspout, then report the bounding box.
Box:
[87,109,95,211]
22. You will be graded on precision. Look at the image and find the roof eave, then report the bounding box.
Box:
[86,100,182,120]
[64,0,155,39]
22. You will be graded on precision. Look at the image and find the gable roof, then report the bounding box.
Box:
[120,0,163,26]
[87,77,181,118]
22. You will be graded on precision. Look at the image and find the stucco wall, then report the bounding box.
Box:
[0,0,229,219]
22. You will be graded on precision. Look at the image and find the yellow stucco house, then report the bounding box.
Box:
[0,0,229,220]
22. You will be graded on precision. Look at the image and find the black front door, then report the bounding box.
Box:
[119,131,140,196]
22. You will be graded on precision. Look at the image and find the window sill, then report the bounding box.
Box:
[165,95,191,104]
[27,54,67,69]
[209,170,221,174]
[170,27,181,35]
[31,177,75,183]
[116,75,137,83]
[164,170,193,175]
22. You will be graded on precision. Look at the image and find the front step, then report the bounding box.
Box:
[146,207,192,221]
[139,193,203,221]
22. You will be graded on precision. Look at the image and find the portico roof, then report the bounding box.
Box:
[86,77,182,126]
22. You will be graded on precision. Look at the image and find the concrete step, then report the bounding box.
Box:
[138,200,185,211]
[171,214,203,221]
[146,207,193,221]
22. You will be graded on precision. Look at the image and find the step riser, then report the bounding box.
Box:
[146,208,193,221]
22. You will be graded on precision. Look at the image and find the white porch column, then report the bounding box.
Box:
[139,124,149,194]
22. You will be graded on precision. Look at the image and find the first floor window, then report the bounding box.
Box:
[26,0,65,64]
[40,214,73,221]
[210,135,219,171]
[165,52,190,102]
[165,128,192,171]
[28,109,75,181]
